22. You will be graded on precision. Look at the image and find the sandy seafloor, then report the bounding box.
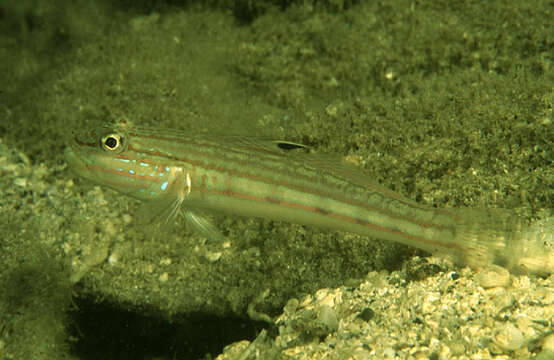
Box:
[0,1,552,359]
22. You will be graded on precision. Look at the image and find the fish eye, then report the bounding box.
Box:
[101,133,124,152]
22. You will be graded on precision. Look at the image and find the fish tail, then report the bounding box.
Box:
[447,208,553,275]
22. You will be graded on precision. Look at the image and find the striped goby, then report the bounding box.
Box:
[65,120,552,275]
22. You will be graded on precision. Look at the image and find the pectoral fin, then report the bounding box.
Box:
[184,211,227,243]
[135,193,185,225]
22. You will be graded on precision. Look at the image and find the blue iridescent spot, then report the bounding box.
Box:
[161,181,168,191]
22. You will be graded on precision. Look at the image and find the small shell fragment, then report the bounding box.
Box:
[494,323,525,352]
[475,265,511,288]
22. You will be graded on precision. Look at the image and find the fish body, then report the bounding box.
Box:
[65,121,552,275]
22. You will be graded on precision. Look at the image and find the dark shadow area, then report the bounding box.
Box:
[69,296,267,360]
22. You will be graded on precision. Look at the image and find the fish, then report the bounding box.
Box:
[65,119,553,275]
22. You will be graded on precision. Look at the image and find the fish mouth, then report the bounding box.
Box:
[64,144,84,170]
[64,132,92,172]
[65,130,99,164]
